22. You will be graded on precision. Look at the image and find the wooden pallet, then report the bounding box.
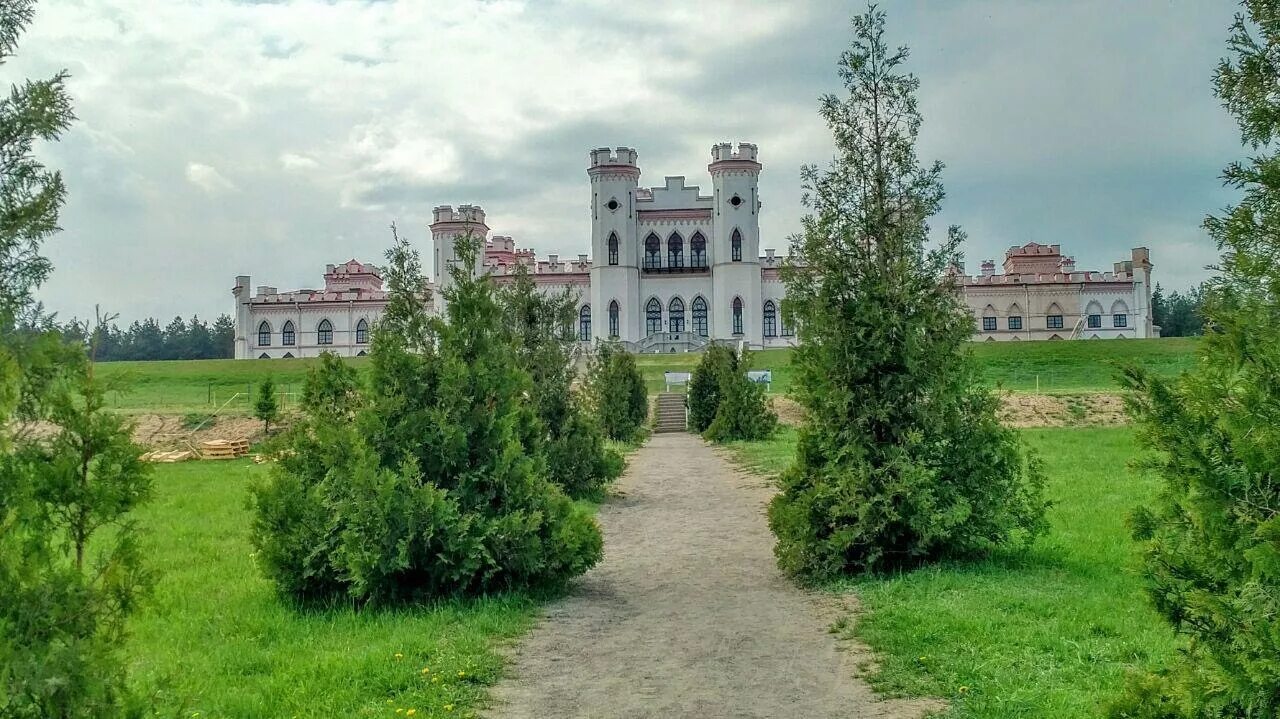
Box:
[141,449,195,463]
[200,439,250,460]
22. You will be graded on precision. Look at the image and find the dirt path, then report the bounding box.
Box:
[487,433,938,719]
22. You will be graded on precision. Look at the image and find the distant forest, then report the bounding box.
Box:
[56,314,236,361]
[1151,283,1207,338]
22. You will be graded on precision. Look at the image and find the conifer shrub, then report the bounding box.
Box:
[499,265,622,498]
[767,7,1047,580]
[686,344,736,433]
[703,348,777,442]
[584,342,647,442]
[249,230,602,603]
[1109,6,1280,716]
[254,375,279,432]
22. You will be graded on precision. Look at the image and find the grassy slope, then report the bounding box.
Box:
[96,338,1198,413]
[726,426,1176,718]
[127,460,537,718]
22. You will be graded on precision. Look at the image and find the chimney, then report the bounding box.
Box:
[981,260,996,277]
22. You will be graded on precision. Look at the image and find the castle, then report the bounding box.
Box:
[233,143,1156,359]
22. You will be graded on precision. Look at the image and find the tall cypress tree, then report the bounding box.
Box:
[767,5,1047,578]
[1112,3,1280,716]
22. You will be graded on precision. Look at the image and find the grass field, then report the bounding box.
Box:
[96,338,1199,414]
[725,426,1177,718]
[125,460,542,718]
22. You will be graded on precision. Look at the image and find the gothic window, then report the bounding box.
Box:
[608,233,619,266]
[1113,314,1128,328]
[1047,314,1064,329]
[281,320,295,346]
[579,304,591,341]
[644,233,661,269]
[355,319,369,344]
[763,300,777,338]
[257,321,271,347]
[608,301,620,338]
[692,296,708,337]
[668,297,685,333]
[1111,299,1129,327]
[780,302,794,337]
[1008,315,1023,330]
[317,319,333,345]
[646,298,662,335]
[982,317,997,331]
[732,297,744,335]
[667,233,684,268]
[1087,314,1101,328]
[731,229,742,262]
[690,232,707,268]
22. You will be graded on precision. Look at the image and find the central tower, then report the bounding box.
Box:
[587,147,641,342]
[709,142,763,346]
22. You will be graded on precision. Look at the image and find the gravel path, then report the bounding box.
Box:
[487,433,939,719]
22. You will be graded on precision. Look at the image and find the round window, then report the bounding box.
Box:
[606,198,620,211]
[729,195,743,208]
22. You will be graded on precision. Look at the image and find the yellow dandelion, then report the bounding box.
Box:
[406,710,417,717]
[421,667,430,675]
[457,671,466,678]
[444,705,454,713]
[431,676,440,683]
[394,652,404,660]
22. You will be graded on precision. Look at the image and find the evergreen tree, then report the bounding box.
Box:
[0,5,154,712]
[250,230,602,603]
[499,264,621,497]
[583,341,647,442]
[767,5,1048,579]
[210,314,235,358]
[254,376,279,432]
[1112,4,1280,716]
[704,348,777,443]
[687,344,737,433]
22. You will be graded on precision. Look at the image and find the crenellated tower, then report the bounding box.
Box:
[430,204,489,315]
[709,142,763,345]
[587,147,641,342]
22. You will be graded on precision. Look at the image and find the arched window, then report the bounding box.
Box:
[257,321,272,347]
[1007,303,1023,331]
[644,233,661,269]
[690,232,707,268]
[780,301,794,337]
[607,233,619,266]
[668,297,685,333]
[692,296,708,337]
[731,229,743,262]
[1111,299,1129,327]
[317,319,333,345]
[1045,302,1064,330]
[667,232,684,268]
[645,298,662,335]
[1085,301,1103,329]
[732,297,744,335]
[579,304,591,341]
[281,320,295,346]
[608,301,620,338]
[355,319,369,344]
[981,304,997,332]
[762,300,777,338]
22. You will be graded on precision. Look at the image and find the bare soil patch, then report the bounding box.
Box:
[486,433,940,719]
[772,392,1130,429]
[18,413,267,451]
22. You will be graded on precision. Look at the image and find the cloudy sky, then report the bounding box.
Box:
[16,0,1242,323]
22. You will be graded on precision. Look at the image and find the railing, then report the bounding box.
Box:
[636,331,711,353]
[640,265,710,276]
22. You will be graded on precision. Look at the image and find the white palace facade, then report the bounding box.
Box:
[233,142,1156,359]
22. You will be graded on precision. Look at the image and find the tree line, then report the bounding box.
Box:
[53,313,235,361]
[1151,282,1207,337]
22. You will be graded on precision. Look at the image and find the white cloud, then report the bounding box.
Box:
[280,152,319,171]
[185,162,238,194]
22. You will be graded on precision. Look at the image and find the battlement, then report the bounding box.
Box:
[589,147,639,168]
[710,141,759,163]
[431,204,487,225]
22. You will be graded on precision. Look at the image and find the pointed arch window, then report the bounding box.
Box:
[257,321,272,347]
[355,319,369,344]
[732,297,744,335]
[668,297,685,333]
[281,320,295,346]
[780,302,794,337]
[317,319,333,345]
[607,233,619,266]
[690,232,707,268]
[731,229,743,262]
[762,300,777,338]
[579,304,591,341]
[667,233,684,268]
[643,233,661,269]
[692,296,708,337]
[608,301,620,338]
[645,298,662,335]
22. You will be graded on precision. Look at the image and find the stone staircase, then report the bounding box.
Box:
[653,393,688,433]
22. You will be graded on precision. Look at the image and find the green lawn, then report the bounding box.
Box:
[126,460,539,718]
[96,338,1199,413]
[725,426,1177,718]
